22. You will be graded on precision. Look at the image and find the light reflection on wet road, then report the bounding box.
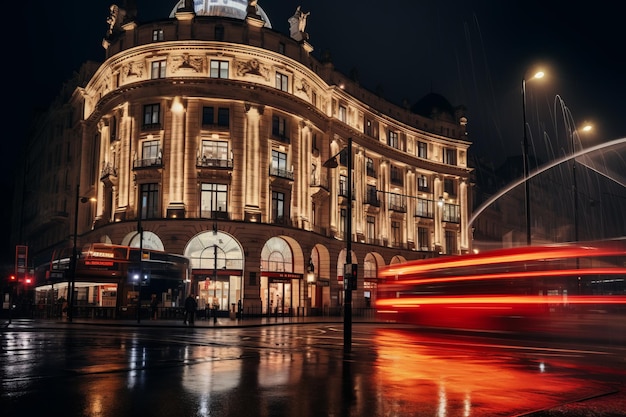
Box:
[1,322,624,417]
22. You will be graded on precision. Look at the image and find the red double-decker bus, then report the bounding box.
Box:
[376,239,626,334]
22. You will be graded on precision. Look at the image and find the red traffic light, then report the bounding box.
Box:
[9,275,16,281]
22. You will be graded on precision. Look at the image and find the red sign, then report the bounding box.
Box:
[15,245,28,278]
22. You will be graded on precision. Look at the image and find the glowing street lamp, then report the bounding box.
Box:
[521,70,545,246]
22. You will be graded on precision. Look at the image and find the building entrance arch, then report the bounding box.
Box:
[184,231,244,315]
[260,236,305,316]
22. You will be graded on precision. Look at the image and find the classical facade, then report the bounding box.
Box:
[12,1,472,316]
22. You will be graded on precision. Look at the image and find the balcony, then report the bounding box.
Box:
[364,192,380,207]
[269,167,294,180]
[273,216,294,227]
[100,163,118,186]
[201,210,230,220]
[388,203,406,213]
[133,157,163,169]
[196,157,233,169]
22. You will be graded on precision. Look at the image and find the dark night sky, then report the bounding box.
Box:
[5,1,624,261]
[16,0,626,169]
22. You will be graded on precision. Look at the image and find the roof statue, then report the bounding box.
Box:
[247,0,260,19]
[288,6,310,42]
[106,4,126,37]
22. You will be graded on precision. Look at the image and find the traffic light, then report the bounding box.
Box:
[9,274,16,283]
[343,263,357,290]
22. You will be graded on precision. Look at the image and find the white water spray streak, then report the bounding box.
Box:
[468,138,626,237]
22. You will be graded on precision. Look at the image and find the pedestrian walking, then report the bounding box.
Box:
[150,294,159,320]
[184,293,197,325]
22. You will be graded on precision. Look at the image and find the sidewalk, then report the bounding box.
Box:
[2,314,352,330]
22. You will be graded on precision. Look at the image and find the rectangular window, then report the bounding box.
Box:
[390,165,403,185]
[275,72,289,92]
[272,115,288,139]
[445,230,457,255]
[136,140,161,168]
[338,105,347,123]
[217,107,230,127]
[416,198,433,218]
[340,208,347,239]
[391,221,402,247]
[418,175,428,192]
[210,60,229,79]
[151,60,166,79]
[443,203,460,223]
[202,106,214,126]
[417,227,429,251]
[444,178,456,196]
[388,130,399,149]
[140,183,159,219]
[278,42,285,54]
[367,216,376,244]
[339,175,348,197]
[311,91,317,107]
[201,183,228,218]
[364,119,373,136]
[444,148,457,165]
[270,150,289,178]
[152,29,164,41]
[200,140,229,166]
[418,141,427,158]
[366,185,378,205]
[366,157,376,177]
[272,191,285,222]
[143,104,160,127]
[388,193,405,212]
[142,140,160,160]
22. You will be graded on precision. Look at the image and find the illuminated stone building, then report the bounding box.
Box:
[13,1,472,316]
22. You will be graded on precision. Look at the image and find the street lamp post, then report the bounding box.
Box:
[572,123,592,243]
[68,184,93,322]
[521,71,544,246]
[136,193,144,324]
[323,137,354,355]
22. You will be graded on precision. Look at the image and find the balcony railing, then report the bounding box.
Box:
[310,172,329,189]
[364,193,380,206]
[415,200,434,218]
[201,210,230,220]
[196,157,233,169]
[269,167,294,180]
[133,157,163,169]
[388,203,406,212]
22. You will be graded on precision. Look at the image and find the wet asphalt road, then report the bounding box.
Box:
[1,318,625,417]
